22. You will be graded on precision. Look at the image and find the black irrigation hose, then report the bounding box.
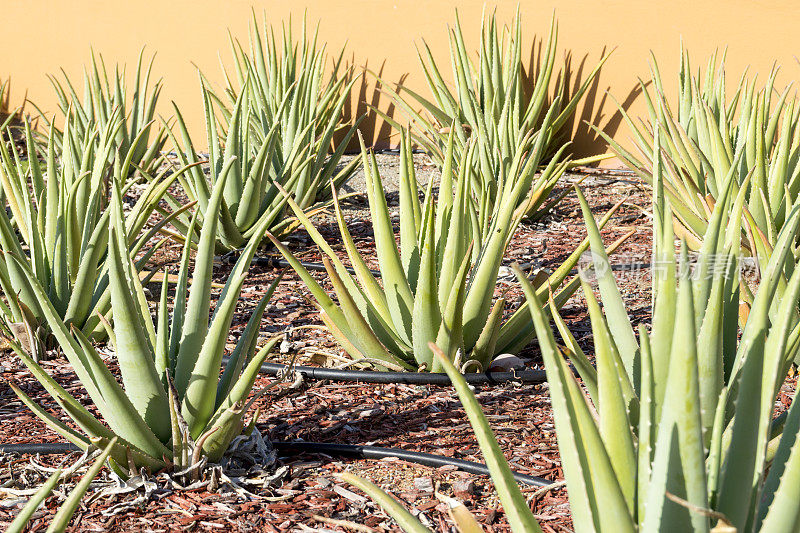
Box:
[0,441,551,488]
[272,441,550,487]
[0,443,78,455]
[256,361,547,385]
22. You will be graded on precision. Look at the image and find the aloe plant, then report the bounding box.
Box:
[6,172,282,474]
[164,13,362,252]
[375,10,611,220]
[35,50,167,180]
[269,131,630,371]
[166,71,360,251]
[0,116,189,348]
[220,13,362,174]
[7,439,116,533]
[347,135,800,532]
[596,47,800,271]
[514,171,800,531]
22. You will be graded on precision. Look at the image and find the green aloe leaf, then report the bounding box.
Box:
[45,439,117,533]
[174,160,234,396]
[107,183,169,441]
[340,473,430,533]
[6,470,63,533]
[575,187,639,383]
[514,266,634,533]
[434,343,544,533]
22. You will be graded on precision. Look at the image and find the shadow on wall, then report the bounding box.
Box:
[556,48,646,159]
[337,57,405,152]
[334,36,643,161]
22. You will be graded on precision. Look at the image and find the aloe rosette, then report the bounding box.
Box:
[164,14,362,252]
[0,115,190,347]
[36,49,167,181]
[270,130,630,372]
[6,171,283,475]
[511,160,800,532]
[220,12,362,189]
[375,10,611,220]
[597,47,800,270]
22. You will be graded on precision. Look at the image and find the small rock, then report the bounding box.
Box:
[487,353,526,372]
[285,311,303,321]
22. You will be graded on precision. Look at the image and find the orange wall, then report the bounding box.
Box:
[2,1,799,164]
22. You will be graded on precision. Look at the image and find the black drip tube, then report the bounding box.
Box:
[0,441,551,488]
[272,441,550,487]
[0,442,77,455]
[256,361,547,385]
